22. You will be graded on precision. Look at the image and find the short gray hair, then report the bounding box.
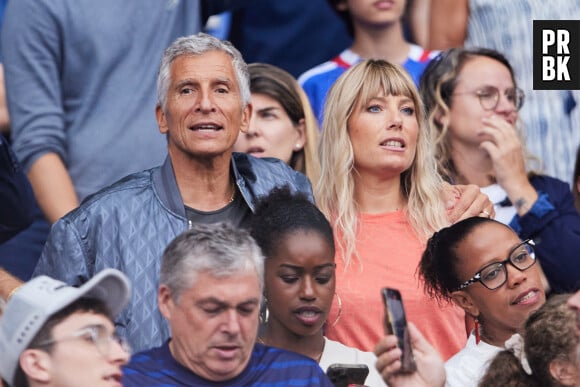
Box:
[156,32,250,110]
[159,222,264,301]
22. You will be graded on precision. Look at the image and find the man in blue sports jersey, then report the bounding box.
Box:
[123,222,333,387]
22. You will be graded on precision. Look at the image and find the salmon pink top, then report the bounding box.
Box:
[326,210,466,360]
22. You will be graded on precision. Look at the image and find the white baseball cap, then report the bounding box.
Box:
[0,269,131,386]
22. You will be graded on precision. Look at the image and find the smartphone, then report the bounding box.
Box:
[326,363,369,387]
[381,287,417,373]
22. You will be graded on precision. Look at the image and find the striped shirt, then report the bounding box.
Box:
[124,342,334,386]
[299,45,439,124]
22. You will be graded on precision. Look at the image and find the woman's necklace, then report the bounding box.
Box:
[314,344,325,363]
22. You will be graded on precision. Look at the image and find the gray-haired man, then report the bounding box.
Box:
[31,32,313,353]
[123,222,332,386]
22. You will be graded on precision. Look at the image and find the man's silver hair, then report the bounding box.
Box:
[156,32,251,110]
[159,222,264,301]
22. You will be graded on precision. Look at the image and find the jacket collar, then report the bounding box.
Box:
[151,154,255,217]
[152,156,186,217]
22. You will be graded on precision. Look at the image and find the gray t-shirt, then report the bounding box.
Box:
[184,187,252,229]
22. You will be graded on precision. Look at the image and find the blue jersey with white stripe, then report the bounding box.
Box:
[124,342,334,386]
[299,46,439,125]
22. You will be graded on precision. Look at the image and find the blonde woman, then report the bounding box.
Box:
[316,59,491,360]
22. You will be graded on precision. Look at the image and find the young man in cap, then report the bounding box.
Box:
[0,269,131,387]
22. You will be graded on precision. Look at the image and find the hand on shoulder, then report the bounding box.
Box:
[442,183,494,223]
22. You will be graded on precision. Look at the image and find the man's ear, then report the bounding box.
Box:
[451,291,480,318]
[158,284,175,320]
[549,358,578,386]
[239,103,253,134]
[156,104,168,134]
[19,349,52,383]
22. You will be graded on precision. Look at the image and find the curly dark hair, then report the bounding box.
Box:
[250,186,334,259]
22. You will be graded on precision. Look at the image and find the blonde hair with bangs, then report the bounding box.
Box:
[316,59,448,266]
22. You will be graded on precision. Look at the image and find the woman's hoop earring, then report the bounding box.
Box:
[259,298,269,324]
[330,292,343,327]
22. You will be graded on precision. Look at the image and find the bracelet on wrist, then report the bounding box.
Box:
[7,284,22,301]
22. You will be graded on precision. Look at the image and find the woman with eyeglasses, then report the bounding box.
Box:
[420,47,580,294]
[479,293,580,387]
[419,216,546,387]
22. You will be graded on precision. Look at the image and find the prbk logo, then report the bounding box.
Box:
[533,20,580,90]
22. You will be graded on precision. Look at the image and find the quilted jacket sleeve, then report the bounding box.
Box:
[33,215,91,286]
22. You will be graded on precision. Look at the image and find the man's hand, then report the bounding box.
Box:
[374,323,445,387]
[442,183,494,223]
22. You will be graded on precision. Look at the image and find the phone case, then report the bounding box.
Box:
[326,363,369,387]
[381,287,417,373]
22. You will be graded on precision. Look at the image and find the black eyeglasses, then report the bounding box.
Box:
[453,86,525,111]
[453,239,536,291]
[34,324,131,357]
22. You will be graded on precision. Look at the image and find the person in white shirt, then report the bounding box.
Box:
[418,217,546,386]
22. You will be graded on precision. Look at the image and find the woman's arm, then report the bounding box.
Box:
[428,0,469,49]
[514,176,580,293]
